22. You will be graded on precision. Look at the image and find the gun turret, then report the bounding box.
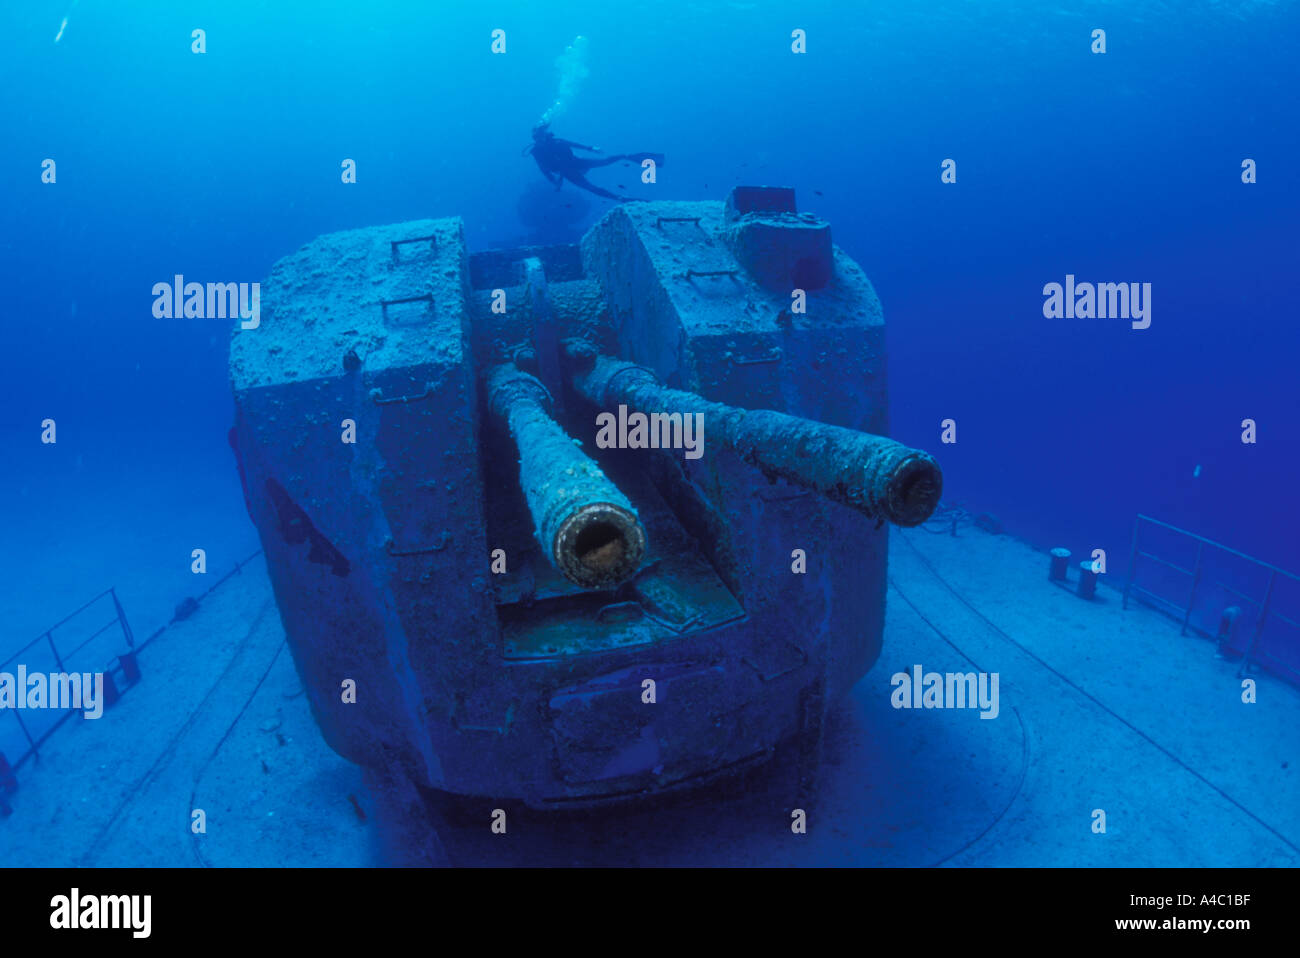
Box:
[230,190,944,808]
[486,364,647,587]
[571,355,942,527]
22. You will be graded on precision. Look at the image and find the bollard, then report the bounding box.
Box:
[101,670,121,709]
[1077,560,1099,599]
[0,750,13,816]
[1216,606,1243,656]
[0,751,16,792]
[119,650,141,684]
[1049,547,1071,582]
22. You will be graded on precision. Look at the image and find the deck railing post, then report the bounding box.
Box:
[1238,569,1277,678]
[1123,517,1142,611]
[44,631,65,673]
[110,588,135,648]
[12,710,38,759]
[1180,542,1205,637]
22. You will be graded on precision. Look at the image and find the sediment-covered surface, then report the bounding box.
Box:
[3,527,1294,867]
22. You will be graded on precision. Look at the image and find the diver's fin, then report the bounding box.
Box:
[618,152,666,169]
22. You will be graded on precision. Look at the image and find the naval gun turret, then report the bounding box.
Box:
[228,186,941,808]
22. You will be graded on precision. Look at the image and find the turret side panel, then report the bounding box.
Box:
[230,218,497,788]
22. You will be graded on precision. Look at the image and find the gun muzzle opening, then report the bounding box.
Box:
[554,501,647,588]
[487,363,648,589]
[878,453,943,527]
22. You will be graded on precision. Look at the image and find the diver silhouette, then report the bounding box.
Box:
[526,123,664,201]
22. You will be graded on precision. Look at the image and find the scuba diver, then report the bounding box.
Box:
[526,122,664,201]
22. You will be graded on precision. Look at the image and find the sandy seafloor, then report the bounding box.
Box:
[2,494,1295,867]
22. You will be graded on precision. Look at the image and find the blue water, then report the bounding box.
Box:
[0,0,1297,861]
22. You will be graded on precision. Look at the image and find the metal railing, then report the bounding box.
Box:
[1123,515,1299,684]
[0,550,266,816]
[0,588,135,776]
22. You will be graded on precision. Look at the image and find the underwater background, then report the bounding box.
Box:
[1,0,1297,855]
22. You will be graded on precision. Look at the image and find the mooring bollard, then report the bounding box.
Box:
[0,753,12,817]
[101,670,121,709]
[1077,560,1099,599]
[118,650,141,685]
[1049,547,1071,582]
[1216,605,1242,654]
[0,751,16,793]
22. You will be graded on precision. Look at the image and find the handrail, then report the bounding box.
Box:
[0,550,263,789]
[1,588,133,774]
[1131,514,1299,583]
[1123,515,1297,684]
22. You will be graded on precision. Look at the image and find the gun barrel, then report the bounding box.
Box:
[572,357,942,527]
[486,365,647,587]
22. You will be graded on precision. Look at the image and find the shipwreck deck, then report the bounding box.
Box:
[2,524,1296,867]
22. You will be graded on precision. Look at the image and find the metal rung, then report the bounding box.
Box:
[66,617,123,659]
[1127,583,1180,609]
[391,235,437,262]
[1271,609,1300,630]
[372,385,433,405]
[1136,550,1193,577]
[380,294,434,327]
[1212,580,1262,607]
[385,533,449,556]
[731,349,782,366]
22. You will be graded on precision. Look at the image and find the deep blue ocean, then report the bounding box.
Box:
[0,0,1297,872]
[5,1,1296,619]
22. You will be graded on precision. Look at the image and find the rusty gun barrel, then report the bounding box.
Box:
[572,356,942,527]
[486,364,647,587]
